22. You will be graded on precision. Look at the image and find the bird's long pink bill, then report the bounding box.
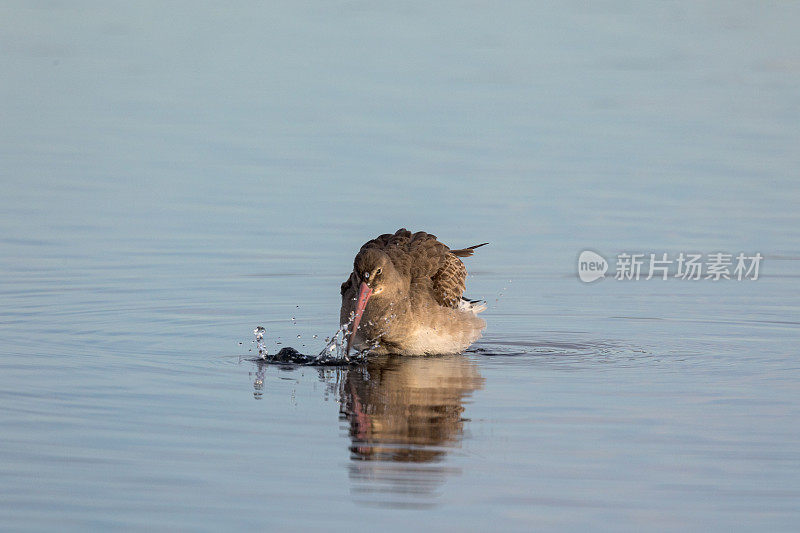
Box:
[347,282,372,355]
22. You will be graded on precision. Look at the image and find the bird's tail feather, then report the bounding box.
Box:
[459,297,487,314]
[451,242,489,257]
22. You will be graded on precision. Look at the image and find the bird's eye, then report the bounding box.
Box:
[363,271,369,279]
[376,268,382,276]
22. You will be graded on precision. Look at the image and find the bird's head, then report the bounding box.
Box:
[347,248,397,354]
[353,248,392,295]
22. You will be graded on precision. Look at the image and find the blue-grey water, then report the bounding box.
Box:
[2,2,800,531]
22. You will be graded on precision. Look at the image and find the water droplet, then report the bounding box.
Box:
[253,326,268,357]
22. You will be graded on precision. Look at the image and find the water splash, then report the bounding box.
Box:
[314,322,358,364]
[249,318,365,366]
[253,326,267,358]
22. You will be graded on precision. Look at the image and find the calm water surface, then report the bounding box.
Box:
[2,2,800,531]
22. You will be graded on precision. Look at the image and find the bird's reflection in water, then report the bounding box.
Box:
[338,355,484,507]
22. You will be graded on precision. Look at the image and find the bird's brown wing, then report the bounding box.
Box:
[372,229,466,309]
[430,252,468,308]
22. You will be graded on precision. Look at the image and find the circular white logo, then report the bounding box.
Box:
[578,250,607,282]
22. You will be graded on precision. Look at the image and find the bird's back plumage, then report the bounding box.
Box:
[355,228,481,309]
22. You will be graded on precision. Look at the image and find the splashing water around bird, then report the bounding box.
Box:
[314,322,356,364]
[251,318,365,366]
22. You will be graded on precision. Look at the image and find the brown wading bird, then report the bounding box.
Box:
[340,228,488,356]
